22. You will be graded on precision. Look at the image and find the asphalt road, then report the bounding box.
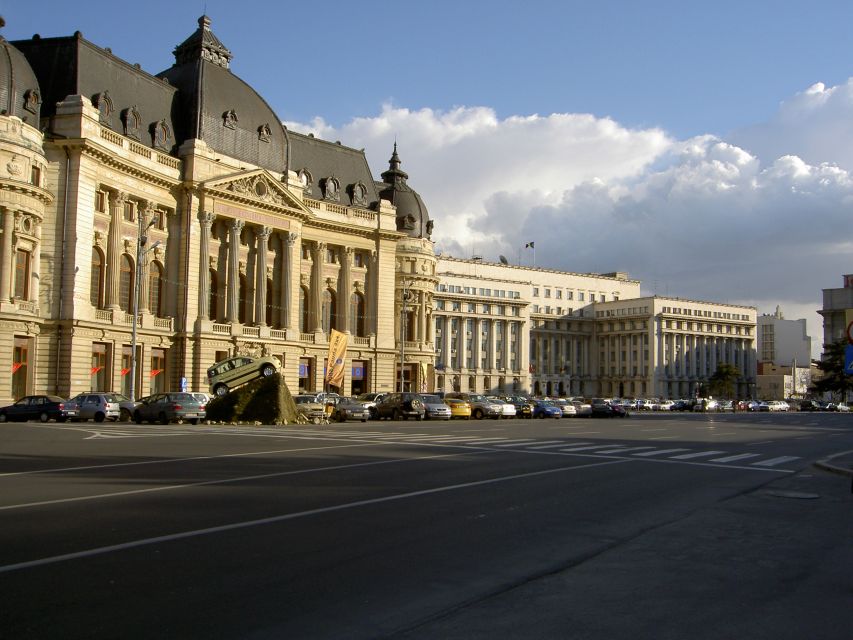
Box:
[1,412,852,639]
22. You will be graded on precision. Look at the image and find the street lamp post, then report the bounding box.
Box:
[399,279,412,392]
[129,214,159,401]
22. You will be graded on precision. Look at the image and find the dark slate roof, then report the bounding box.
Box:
[13,32,177,149]
[288,131,380,209]
[378,144,433,239]
[0,34,41,125]
[157,16,287,172]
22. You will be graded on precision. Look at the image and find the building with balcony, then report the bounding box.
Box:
[0,17,436,403]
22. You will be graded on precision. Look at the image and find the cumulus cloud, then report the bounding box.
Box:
[287,82,853,358]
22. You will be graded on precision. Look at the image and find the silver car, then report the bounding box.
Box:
[68,393,121,422]
[419,394,452,420]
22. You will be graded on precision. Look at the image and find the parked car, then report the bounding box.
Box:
[420,394,452,420]
[693,399,719,412]
[330,397,370,422]
[571,400,592,416]
[531,400,562,419]
[444,393,503,420]
[0,395,79,423]
[760,400,789,412]
[356,392,388,420]
[717,400,734,412]
[207,355,281,397]
[654,400,674,411]
[294,394,327,424]
[133,393,207,424]
[799,400,822,411]
[444,398,472,419]
[505,396,533,419]
[375,393,425,421]
[591,399,628,418]
[487,396,517,419]
[67,392,121,422]
[554,399,577,418]
[671,400,693,412]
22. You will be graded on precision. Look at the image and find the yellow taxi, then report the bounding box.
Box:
[444,397,472,419]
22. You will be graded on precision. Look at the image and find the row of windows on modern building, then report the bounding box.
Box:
[433,315,522,372]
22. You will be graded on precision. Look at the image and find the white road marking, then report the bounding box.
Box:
[751,456,800,467]
[527,442,590,450]
[669,451,725,460]
[558,445,616,452]
[0,458,630,574]
[492,440,540,447]
[593,446,657,454]
[708,453,761,463]
[631,448,691,457]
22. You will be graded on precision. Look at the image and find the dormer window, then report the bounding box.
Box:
[258,124,271,142]
[121,106,141,140]
[223,110,238,130]
[323,177,340,202]
[150,120,172,151]
[298,169,313,194]
[23,89,40,115]
[351,182,368,207]
[92,91,114,126]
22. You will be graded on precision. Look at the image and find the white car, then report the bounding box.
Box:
[762,400,789,412]
[655,400,674,411]
[488,396,517,418]
[554,399,577,417]
[571,400,592,416]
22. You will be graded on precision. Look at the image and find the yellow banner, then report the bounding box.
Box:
[325,329,348,388]
[420,361,429,392]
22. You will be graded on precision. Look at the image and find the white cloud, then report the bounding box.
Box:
[287,82,853,359]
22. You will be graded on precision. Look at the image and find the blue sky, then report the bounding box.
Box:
[6,0,853,356]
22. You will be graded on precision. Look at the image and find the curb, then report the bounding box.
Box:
[813,450,853,493]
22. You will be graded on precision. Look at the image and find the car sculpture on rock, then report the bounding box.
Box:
[207,355,281,397]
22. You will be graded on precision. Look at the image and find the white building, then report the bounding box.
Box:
[757,306,811,367]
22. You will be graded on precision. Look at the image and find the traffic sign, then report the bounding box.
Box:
[845,345,853,375]
[847,320,853,344]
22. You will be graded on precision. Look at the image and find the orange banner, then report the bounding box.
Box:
[324,329,348,388]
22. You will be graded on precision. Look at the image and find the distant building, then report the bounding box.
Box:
[818,274,853,349]
[757,306,811,367]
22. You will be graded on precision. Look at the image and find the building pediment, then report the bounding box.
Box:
[201,170,310,214]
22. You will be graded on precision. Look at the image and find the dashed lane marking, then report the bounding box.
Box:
[631,448,691,457]
[669,451,726,460]
[708,453,762,463]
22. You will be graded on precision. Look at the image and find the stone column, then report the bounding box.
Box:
[254,226,271,326]
[443,315,451,367]
[710,337,718,373]
[418,291,427,344]
[339,246,352,333]
[30,219,41,302]
[368,250,378,336]
[281,232,298,332]
[310,241,325,332]
[105,191,127,310]
[197,212,216,321]
[226,219,244,322]
[0,207,12,303]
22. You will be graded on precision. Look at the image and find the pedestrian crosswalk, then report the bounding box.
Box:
[52,422,803,470]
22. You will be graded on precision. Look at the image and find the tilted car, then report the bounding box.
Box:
[207,355,281,397]
[0,395,78,423]
[375,393,425,421]
[420,394,452,420]
[133,392,207,424]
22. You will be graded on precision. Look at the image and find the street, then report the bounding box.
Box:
[2,412,852,639]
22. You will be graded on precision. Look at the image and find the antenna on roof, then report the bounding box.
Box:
[499,255,508,265]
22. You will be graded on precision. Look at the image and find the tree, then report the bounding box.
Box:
[708,363,740,398]
[810,339,853,400]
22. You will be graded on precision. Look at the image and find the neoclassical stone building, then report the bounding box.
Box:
[0,17,437,403]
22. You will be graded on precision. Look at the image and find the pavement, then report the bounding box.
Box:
[398,457,853,640]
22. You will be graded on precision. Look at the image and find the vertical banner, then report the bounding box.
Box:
[420,361,428,392]
[325,329,348,388]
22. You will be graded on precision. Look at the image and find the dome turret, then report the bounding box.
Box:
[379,143,433,239]
[0,19,42,125]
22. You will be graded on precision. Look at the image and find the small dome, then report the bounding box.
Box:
[379,144,433,239]
[0,32,42,124]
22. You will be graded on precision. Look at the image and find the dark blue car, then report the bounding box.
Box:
[532,400,562,419]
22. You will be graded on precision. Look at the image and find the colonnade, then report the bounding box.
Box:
[436,314,525,375]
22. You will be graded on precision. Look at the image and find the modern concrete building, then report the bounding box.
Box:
[818,274,853,349]
[757,306,811,367]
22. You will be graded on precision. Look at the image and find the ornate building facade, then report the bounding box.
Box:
[0,17,436,404]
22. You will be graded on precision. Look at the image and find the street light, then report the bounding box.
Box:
[129,214,159,401]
[399,279,413,392]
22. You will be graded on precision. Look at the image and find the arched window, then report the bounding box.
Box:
[300,286,309,333]
[119,254,133,311]
[322,289,337,333]
[208,269,218,321]
[238,274,248,325]
[90,248,105,308]
[148,262,164,317]
[349,292,366,337]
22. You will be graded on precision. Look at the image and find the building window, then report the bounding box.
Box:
[119,254,133,311]
[30,165,41,187]
[90,248,105,308]
[299,357,314,393]
[150,348,166,395]
[14,249,30,300]
[353,251,365,268]
[322,289,337,333]
[148,262,164,317]
[350,292,366,337]
[123,200,135,222]
[91,342,109,391]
